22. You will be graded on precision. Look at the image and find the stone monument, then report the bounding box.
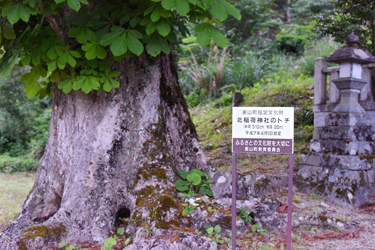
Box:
[297,33,375,208]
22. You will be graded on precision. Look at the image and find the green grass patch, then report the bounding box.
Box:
[190,75,314,173]
[0,173,35,225]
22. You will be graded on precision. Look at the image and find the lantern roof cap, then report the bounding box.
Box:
[326,33,375,64]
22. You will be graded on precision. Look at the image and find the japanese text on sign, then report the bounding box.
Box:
[232,107,294,154]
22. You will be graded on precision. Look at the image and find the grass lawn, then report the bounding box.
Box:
[0,173,35,227]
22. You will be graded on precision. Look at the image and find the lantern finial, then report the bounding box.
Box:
[346,32,359,48]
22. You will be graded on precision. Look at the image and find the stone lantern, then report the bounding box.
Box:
[326,33,375,113]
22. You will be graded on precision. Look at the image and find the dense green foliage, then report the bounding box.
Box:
[0,0,240,99]
[0,67,51,158]
[0,0,344,171]
[315,0,375,52]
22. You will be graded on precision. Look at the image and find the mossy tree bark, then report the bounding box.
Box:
[0,53,210,249]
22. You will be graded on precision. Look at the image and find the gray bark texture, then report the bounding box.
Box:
[0,54,212,249]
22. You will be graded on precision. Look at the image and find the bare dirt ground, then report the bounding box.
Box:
[1,171,374,250]
[267,188,375,250]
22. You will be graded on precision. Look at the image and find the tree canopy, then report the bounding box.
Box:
[0,0,240,99]
[315,0,375,52]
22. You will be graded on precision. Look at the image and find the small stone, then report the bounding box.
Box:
[320,201,330,208]
[337,222,345,228]
[201,210,209,218]
[188,198,199,206]
[348,192,354,202]
[217,176,226,184]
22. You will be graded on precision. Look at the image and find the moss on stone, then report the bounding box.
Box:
[359,154,375,161]
[217,216,232,229]
[135,166,168,185]
[131,210,144,227]
[17,240,28,250]
[151,194,181,229]
[22,224,66,242]
[135,185,154,206]
[359,171,366,186]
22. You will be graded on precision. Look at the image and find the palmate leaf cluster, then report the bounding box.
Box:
[0,0,240,98]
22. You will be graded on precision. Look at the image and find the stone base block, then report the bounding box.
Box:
[296,165,375,209]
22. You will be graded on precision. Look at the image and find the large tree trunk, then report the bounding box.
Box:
[0,53,212,249]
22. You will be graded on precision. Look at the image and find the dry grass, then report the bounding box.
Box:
[0,173,35,226]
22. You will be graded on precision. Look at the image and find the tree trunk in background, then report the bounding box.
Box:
[0,53,211,249]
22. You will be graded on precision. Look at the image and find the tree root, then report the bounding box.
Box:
[358,202,375,214]
[303,226,365,241]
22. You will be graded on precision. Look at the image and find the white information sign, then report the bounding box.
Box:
[232,107,294,154]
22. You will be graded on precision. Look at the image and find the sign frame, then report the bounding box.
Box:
[231,107,294,250]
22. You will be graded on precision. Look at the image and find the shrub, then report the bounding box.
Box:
[0,154,39,173]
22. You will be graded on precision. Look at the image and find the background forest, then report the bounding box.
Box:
[0,0,363,172]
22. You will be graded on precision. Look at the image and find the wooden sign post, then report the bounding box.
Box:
[232,107,294,250]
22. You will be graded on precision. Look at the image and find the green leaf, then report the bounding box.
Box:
[146,22,157,35]
[175,0,190,15]
[175,180,189,191]
[47,47,57,60]
[109,71,120,77]
[67,54,76,67]
[100,32,123,46]
[82,42,107,60]
[21,54,32,66]
[202,0,212,8]
[214,225,221,233]
[50,71,60,82]
[195,23,228,47]
[150,5,170,22]
[47,59,57,72]
[104,237,117,247]
[67,0,81,12]
[178,169,189,180]
[2,23,15,40]
[187,173,201,185]
[199,186,213,196]
[117,227,125,236]
[161,0,175,10]
[73,76,100,93]
[59,241,67,248]
[128,30,143,39]
[69,27,96,44]
[110,78,120,88]
[0,52,19,79]
[195,24,212,46]
[156,19,170,37]
[69,50,81,58]
[54,0,66,3]
[206,227,214,234]
[211,28,228,47]
[187,0,198,4]
[110,33,128,57]
[209,0,227,21]
[146,34,170,56]
[102,79,112,92]
[99,26,125,48]
[2,4,37,24]
[22,73,42,99]
[222,0,241,20]
[58,79,73,93]
[190,169,203,176]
